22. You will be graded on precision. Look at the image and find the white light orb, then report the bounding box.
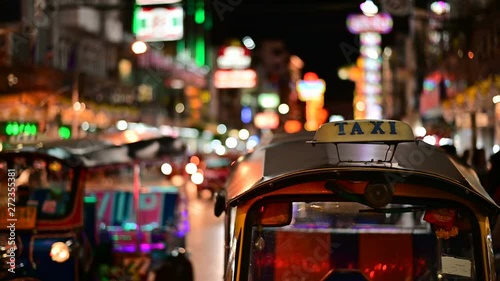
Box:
[225,137,238,148]
[116,120,128,131]
[238,129,250,140]
[132,41,148,54]
[415,126,427,138]
[161,163,173,175]
[278,104,290,114]
[217,124,227,134]
[191,172,204,185]
[423,135,437,146]
[215,146,226,155]
[185,163,197,174]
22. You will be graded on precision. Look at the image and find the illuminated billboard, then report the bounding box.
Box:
[346,13,393,34]
[1,121,38,136]
[296,72,326,102]
[347,13,392,119]
[132,6,184,42]
[254,111,279,130]
[214,69,257,89]
[216,46,251,69]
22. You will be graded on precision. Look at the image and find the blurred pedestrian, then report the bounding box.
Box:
[487,152,500,278]
[487,151,500,204]
[440,144,457,157]
[472,148,488,187]
[461,149,471,166]
[94,224,115,281]
[154,248,193,281]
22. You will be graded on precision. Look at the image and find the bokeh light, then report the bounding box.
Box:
[217,124,227,134]
[278,103,290,114]
[161,163,173,175]
[225,137,238,148]
[238,129,250,140]
[132,41,148,54]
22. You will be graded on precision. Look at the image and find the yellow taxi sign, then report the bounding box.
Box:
[310,119,415,143]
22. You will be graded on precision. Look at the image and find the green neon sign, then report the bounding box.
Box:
[59,126,71,139]
[2,122,38,136]
[195,7,205,24]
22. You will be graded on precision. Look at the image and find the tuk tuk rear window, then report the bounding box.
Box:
[0,158,76,220]
[246,201,480,281]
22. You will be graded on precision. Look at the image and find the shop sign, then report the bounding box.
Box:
[133,6,184,42]
[347,13,393,34]
[1,121,38,136]
[296,73,326,102]
[258,93,280,109]
[284,120,302,134]
[214,69,257,89]
[254,111,279,130]
[216,46,251,69]
[137,49,207,88]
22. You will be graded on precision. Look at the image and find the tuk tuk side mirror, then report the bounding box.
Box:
[214,191,226,217]
[258,202,293,227]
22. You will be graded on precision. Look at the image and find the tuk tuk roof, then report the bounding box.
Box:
[12,134,186,168]
[225,129,500,212]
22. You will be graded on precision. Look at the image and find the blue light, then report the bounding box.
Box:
[248,135,260,143]
[241,106,252,124]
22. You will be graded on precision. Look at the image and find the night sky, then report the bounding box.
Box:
[211,1,365,109]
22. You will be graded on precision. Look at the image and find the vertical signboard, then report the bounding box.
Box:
[133,6,184,42]
[347,13,393,119]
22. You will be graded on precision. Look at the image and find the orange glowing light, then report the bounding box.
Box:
[190,156,200,166]
[468,51,474,59]
[304,72,319,81]
[284,120,302,134]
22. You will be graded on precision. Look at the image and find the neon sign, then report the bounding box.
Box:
[347,12,392,119]
[1,122,38,136]
[216,46,251,69]
[346,13,393,34]
[258,93,280,109]
[254,111,279,130]
[214,69,257,88]
[296,72,326,102]
[133,6,184,42]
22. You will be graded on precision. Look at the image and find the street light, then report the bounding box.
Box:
[131,40,148,54]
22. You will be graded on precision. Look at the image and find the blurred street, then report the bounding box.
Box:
[0,0,498,280]
[185,182,225,281]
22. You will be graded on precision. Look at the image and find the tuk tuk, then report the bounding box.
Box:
[0,150,92,281]
[214,119,500,281]
[41,135,191,280]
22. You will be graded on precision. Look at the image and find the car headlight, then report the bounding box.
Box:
[50,242,70,263]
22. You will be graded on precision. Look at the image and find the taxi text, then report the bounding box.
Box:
[334,121,397,136]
